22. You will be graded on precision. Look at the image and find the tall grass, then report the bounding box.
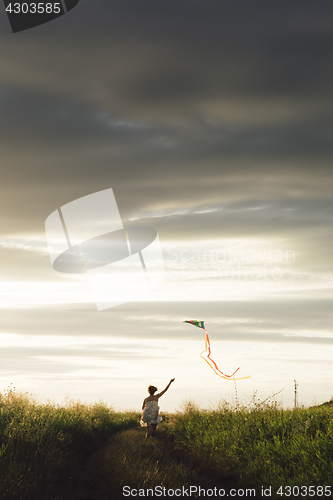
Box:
[169,399,333,493]
[2,386,333,499]
[0,387,139,499]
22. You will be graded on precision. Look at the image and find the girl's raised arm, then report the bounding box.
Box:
[155,378,175,398]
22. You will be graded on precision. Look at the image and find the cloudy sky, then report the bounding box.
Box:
[0,1,333,411]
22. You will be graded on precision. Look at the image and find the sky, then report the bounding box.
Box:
[0,0,333,412]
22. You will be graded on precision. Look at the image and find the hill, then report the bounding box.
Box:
[1,389,333,499]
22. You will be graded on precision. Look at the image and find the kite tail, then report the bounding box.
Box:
[200,330,241,378]
[184,320,251,381]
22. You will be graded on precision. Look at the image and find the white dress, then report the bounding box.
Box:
[140,400,163,427]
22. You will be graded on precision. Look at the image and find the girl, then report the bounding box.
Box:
[141,378,175,438]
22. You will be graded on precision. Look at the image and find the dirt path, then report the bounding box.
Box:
[65,425,242,500]
[64,450,101,500]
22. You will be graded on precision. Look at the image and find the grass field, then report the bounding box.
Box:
[0,386,139,499]
[169,400,333,497]
[1,387,333,499]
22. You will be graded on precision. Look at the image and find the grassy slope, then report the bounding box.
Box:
[0,389,139,499]
[169,402,333,496]
[1,390,333,499]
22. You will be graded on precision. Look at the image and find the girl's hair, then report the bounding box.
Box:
[148,385,157,395]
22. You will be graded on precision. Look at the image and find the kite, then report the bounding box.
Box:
[184,320,251,381]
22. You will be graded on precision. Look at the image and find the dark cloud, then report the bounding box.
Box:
[1,300,333,343]
[0,0,332,382]
[0,344,156,377]
[0,0,332,240]
[0,298,332,386]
